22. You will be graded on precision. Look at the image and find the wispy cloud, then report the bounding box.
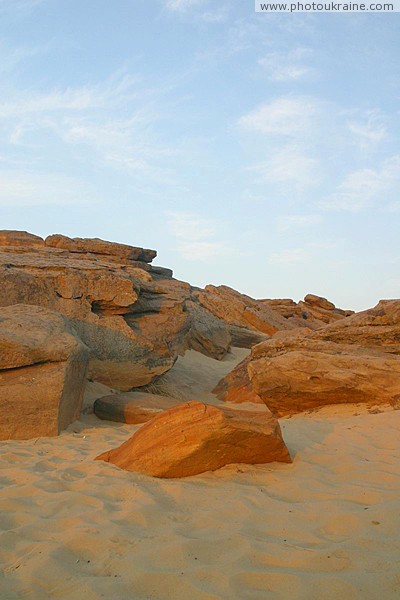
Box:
[0,72,137,118]
[165,0,204,11]
[321,155,400,212]
[0,0,45,18]
[258,48,315,82]
[347,109,388,151]
[166,211,233,260]
[249,145,319,190]
[0,171,98,207]
[167,212,216,241]
[277,214,323,232]
[238,96,320,136]
[268,248,310,265]
[0,70,178,184]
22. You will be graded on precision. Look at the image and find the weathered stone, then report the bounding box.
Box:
[45,234,156,263]
[213,356,263,404]
[94,392,182,424]
[227,324,270,348]
[0,305,89,440]
[313,299,400,353]
[96,400,291,477]
[0,244,190,390]
[195,285,292,336]
[150,266,173,279]
[248,336,400,417]
[298,294,354,324]
[0,230,44,248]
[262,294,353,327]
[185,300,231,360]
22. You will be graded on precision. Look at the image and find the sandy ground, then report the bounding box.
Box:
[1,349,400,600]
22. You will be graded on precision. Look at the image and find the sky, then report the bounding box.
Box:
[0,0,399,311]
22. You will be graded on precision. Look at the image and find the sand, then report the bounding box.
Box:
[1,348,400,600]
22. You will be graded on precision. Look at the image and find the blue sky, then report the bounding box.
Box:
[0,0,399,310]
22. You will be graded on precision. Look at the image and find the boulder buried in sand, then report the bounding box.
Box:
[0,304,89,440]
[94,392,182,424]
[96,400,291,478]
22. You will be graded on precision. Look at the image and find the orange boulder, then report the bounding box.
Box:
[96,400,291,478]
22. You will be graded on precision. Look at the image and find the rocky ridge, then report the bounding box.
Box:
[2,229,374,479]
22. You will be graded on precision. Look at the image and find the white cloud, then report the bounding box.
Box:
[0,41,44,74]
[0,71,177,183]
[237,96,320,136]
[347,110,387,151]
[277,214,323,231]
[268,248,310,265]
[250,145,319,189]
[166,211,233,260]
[165,0,204,11]
[0,0,45,17]
[167,212,216,241]
[0,171,97,207]
[258,48,315,82]
[321,155,400,212]
[175,241,228,260]
[201,8,228,22]
[0,73,137,118]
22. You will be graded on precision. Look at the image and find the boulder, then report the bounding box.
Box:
[261,294,353,327]
[194,285,292,336]
[298,294,354,324]
[213,356,263,404]
[185,300,231,360]
[0,305,89,440]
[248,336,400,417]
[0,230,44,248]
[45,234,157,263]
[0,239,191,390]
[313,299,400,353]
[94,392,182,424]
[227,324,270,349]
[96,400,291,477]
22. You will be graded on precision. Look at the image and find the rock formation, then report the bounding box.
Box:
[248,337,400,417]
[0,232,203,390]
[261,293,354,327]
[241,301,400,416]
[0,228,357,442]
[312,299,400,352]
[185,300,231,360]
[0,304,89,440]
[1,230,349,394]
[94,391,181,424]
[96,400,291,477]
[194,285,296,345]
[212,356,263,405]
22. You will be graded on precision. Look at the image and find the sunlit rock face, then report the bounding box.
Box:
[0,232,192,390]
[0,304,89,440]
[96,400,292,478]
[247,300,400,417]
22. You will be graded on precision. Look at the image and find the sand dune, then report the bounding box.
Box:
[1,350,400,599]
